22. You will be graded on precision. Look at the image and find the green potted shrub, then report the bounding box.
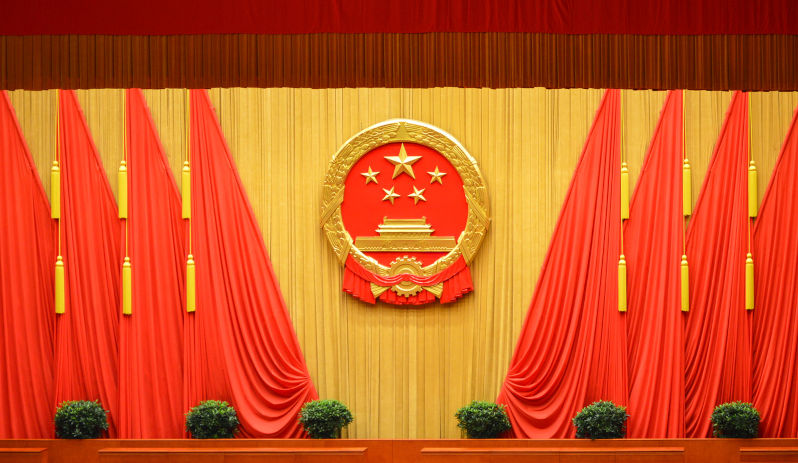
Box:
[54,400,109,439]
[711,402,760,438]
[572,400,628,439]
[454,401,512,438]
[185,400,240,438]
[298,399,353,438]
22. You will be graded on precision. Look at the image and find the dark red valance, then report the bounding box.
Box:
[2,0,797,36]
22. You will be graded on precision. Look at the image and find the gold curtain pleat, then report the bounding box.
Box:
[7,88,798,438]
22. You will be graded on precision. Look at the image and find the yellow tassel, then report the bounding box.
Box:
[683,159,692,216]
[746,253,754,310]
[122,257,132,315]
[182,161,191,219]
[50,161,60,219]
[681,254,690,312]
[55,256,65,314]
[118,160,128,219]
[618,254,627,312]
[186,254,196,312]
[748,160,758,218]
[620,162,630,220]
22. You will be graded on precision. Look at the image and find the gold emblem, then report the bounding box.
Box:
[321,119,490,281]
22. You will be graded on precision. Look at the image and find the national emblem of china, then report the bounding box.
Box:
[321,119,490,305]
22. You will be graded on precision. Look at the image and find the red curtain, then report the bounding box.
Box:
[187,89,318,437]
[117,89,186,438]
[684,91,752,438]
[0,91,56,438]
[54,90,122,437]
[497,89,627,438]
[753,104,798,437]
[2,0,796,35]
[624,91,685,438]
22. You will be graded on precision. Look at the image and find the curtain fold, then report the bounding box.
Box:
[752,103,798,437]
[624,90,685,438]
[117,88,186,438]
[497,89,626,438]
[684,91,752,438]
[0,91,56,438]
[54,89,122,437]
[187,89,318,437]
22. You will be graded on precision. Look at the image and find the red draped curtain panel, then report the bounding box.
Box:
[187,89,318,437]
[624,91,685,438]
[753,104,798,438]
[117,89,187,438]
[0,91,56,438]
[497,89,627,437]
[684,91,752,438]
[54,90,122,437]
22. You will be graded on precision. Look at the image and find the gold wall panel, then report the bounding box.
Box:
[8,88,798,438]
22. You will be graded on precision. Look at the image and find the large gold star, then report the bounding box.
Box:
[382,186,400,204]
[408,185,427,205]
[427,166,447,184]
[361,166,379,184]
[384,143,422,179]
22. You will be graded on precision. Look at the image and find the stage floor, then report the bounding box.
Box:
[3,438,798,463]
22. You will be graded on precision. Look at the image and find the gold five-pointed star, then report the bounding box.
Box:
[428,166,447,184]
[361,166,379,184]
[382,186,400,204]
[385,143,422,179]
[408,185,427,204]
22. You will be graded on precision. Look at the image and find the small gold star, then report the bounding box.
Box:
[382,186,400,204]
[361,166,379,184]
[428,166,447,184]
[408,185,427,205]
[384,143,422,179]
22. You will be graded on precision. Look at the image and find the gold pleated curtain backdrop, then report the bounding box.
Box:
[9,88,798,439]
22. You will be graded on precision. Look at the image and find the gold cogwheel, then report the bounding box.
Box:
[389,256,424,297]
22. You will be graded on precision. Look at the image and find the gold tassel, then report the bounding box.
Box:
[683,159,692,216]
[186,254,196,312]
[55,256,65,314]
[118,160,128,219]
[122,257,132,315]
[618,254,627,312]
[748,160,758,218]
[746,253,754,310]
[51,161,60,219]
[620,162,630,220]
[182,161,191,219]
[681,254,690,312]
